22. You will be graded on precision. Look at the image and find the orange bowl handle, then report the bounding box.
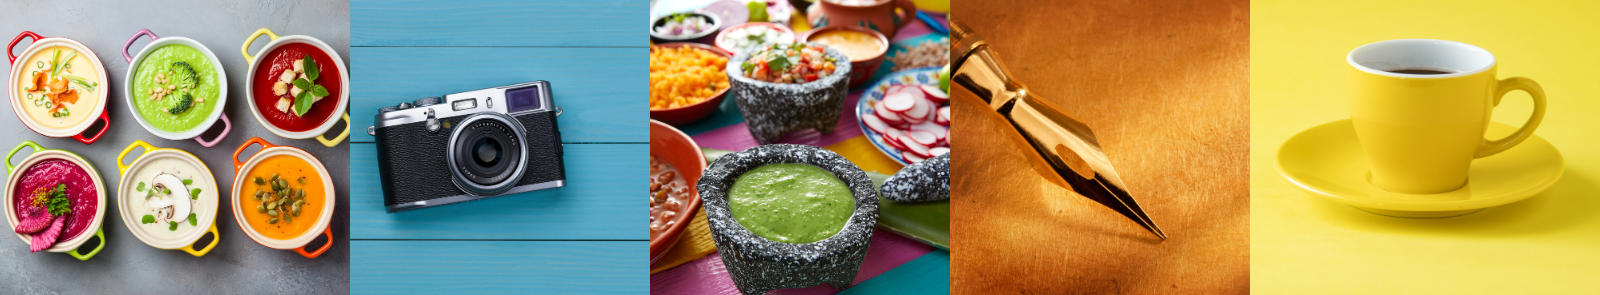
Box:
[294,227,333,259]
[232,137,273,173]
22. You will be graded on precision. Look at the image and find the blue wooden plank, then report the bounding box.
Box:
[840,250,951,295]
[351,0,648,47]
[350,46,648,143]
[349,143,646,240]
[351,240,647,294]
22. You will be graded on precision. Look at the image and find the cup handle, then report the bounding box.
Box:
[240,28,278,63]
[1476,77,1547,158]
[5,141,42,174]
[316,113,351,147]
[194,114,232,148]
[181,223,220,257]
[8,31,43,64]
[891,0,918,29]
[66,228,105,261]
[294,227,333,259]
[233,137,273,173]
[122,29,158,63]
[73,111,110,145]
[116,140,156,174]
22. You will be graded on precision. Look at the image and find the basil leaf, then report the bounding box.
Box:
[294,92,314,117]
[142,215,155,224]
[190,188,201,200]
[168,221,178,231]
[302,55,319,81]
[310,85,329,98]
[188,213,197,226]
[182,179,193,185]
[292,78,313,91]
[137,182,146,192]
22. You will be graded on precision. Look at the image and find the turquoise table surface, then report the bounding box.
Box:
[349,0,648,293]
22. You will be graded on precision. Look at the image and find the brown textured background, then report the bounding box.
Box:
[950,0,1249,293]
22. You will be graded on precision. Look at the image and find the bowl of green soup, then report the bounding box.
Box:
[697,144,878,294]
[120,29,231,147]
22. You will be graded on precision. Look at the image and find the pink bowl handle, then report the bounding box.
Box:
[73,111,109,145]
[8,31,42,64]
[122,29,158,63]
[194,114,232,148]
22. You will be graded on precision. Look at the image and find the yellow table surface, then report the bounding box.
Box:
[1253,0,1600,293]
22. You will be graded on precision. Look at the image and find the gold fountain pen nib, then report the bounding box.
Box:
[950,19,1166,240]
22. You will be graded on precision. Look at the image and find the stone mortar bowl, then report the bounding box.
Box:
[697,144,879,295]
[726,43,853,145]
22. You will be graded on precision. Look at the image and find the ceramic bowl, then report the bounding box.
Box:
[802,25,889,89]
[114,141,221,256]
[697,144,878,295]
[650,11,722,45]
[6,32,110,145]
[2,141,107,260]
[714,22,796,56]
[240,28,351,148]
[724,42,852,144]
[649,120,706,264]
[120,29,232,147]
[229,137,336,258]
[650,43,733,126]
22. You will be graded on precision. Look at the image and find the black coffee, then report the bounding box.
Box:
[1385,68,1454,75]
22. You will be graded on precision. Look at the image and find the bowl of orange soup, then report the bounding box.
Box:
[802,26,888,89]
[7,31,111,144]
[229,137,335,258]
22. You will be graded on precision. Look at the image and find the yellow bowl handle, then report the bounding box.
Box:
[316,113,351,147]
[116,140,156,174]
[181,223,220,257]
[240,28,279,63]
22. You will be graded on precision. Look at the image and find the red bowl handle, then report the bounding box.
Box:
[72,111,109,145]
[7,31,42,64]
[294,227,333,259]
[232,137,274,172]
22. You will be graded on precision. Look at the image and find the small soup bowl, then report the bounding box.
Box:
[697,144,878,294]
[650,43,732,126]
[115,141,221,256]
[7,32,110,145]
[802,25,889,89]
[2,141,107,260]
[230,137,336,258]
[240,28,351,148]
[649,120,706,264]
[121,29,233,147]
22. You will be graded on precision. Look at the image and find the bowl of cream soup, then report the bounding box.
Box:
[115,141,221,256]
[7,31,110,144]
[121,29,232,147]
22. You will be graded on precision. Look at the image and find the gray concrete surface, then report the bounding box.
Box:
[0,1,349,294]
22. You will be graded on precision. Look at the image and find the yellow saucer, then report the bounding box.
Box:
[1276,119,1564,218]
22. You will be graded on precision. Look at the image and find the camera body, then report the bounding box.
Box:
[371,81,566,212]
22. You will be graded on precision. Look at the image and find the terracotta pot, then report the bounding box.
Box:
[806,0,918,38]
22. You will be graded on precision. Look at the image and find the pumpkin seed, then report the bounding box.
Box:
[284,216,292,224]
[297,189,305,199]
[271,173,279,181]
[296,199,305,206]
[293,206,302,216]
[267,202,277,210]
[267,209,278,217]
[254,177,265,185]
[268,218,278,224]
[298,177,306,184]
[257,204,266,213]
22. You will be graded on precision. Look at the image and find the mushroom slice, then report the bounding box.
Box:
[150,173,192,221]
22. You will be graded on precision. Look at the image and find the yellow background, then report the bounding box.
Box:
[1253,0,1600,293]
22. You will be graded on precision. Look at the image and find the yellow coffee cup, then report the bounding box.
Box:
[1347,39,1546,194]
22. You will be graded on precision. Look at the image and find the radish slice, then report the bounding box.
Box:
[902,151,927,163]
[862,114,890,133]
[909,130,938,146]
[921,85,949,104]
[928,147,949,157]
[904,96,931,123]
[901,136,931,157]
[883,92,915,112]
[935,106,950,125]
[883,129,907,150]
[875,101,904,124]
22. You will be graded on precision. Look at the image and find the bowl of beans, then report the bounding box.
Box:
[650,43,732,126]
[649,120,705,263]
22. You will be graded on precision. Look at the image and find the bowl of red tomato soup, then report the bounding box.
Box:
[239,28,350,148]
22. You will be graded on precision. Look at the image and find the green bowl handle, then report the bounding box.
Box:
[66,228,105,261]
[5,141,43,174]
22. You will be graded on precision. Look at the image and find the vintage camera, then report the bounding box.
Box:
[369,81,566,212]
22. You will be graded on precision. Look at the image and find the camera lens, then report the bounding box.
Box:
[448,113,528,196]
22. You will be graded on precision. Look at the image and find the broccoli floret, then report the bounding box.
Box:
[167,93,194,114]
[169,61,199,89]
